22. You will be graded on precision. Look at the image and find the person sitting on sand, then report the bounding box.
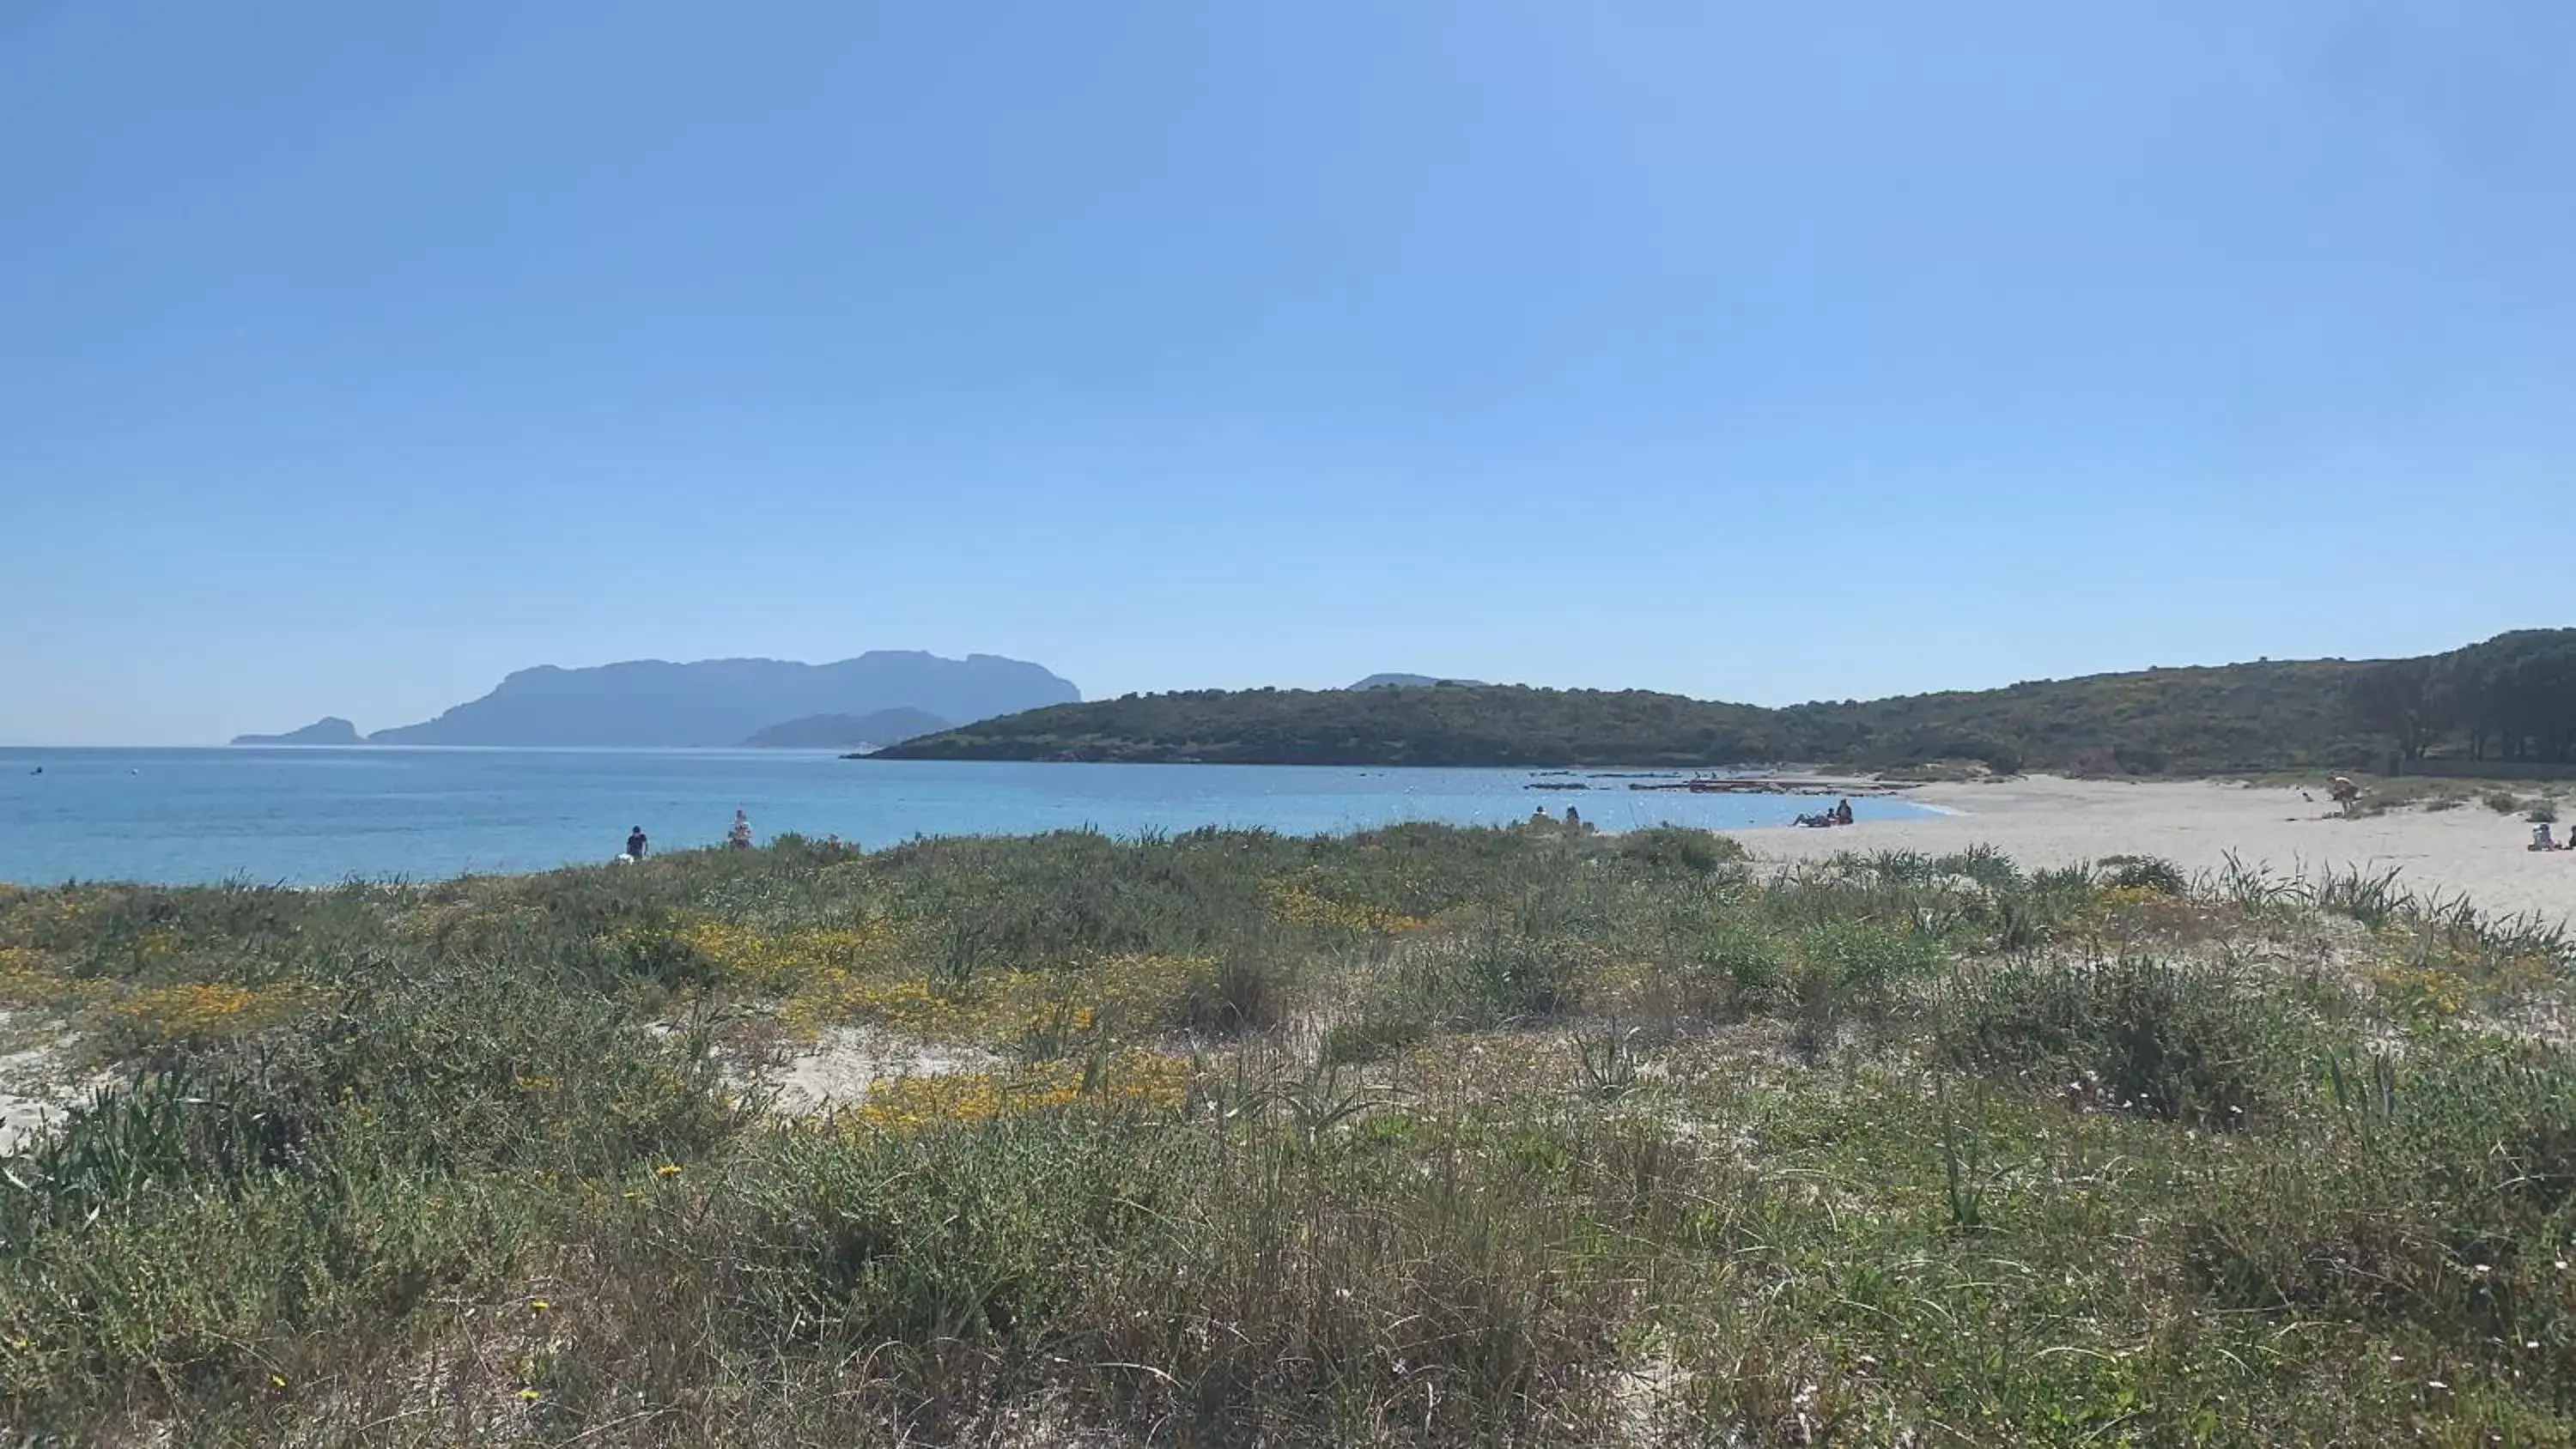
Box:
[1564,804,1583,832]
[626,826,647,860]
[2534,822,2558,852]
[726,809,753,850]
[1834,797,1854,826]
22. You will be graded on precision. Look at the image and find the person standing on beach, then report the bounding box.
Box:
[625,826,647,860]
[726,809,753,850]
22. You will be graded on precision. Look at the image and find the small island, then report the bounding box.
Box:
[229,717,363,746]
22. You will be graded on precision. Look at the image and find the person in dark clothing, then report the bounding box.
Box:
[625,826,648,860]
[1833,798,1854,826]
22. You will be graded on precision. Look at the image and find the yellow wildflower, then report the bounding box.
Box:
[105,981,305,1046]
[1266,878,1430,935]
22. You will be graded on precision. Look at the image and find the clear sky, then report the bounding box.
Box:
[3,1,2569,744]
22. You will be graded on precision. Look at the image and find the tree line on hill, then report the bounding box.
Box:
[876,629,2576,776]
[2347,629,2576,765]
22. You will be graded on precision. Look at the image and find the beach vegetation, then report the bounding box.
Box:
[3,827,2575,1444]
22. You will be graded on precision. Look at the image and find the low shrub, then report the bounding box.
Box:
[1784,921,1946,1056]
[1319,1014,1429,1065]
[1683,922,1795,1020]
[1934,844,2024,894]
[1162,948,1296,1036]
[2100,856,2190,896]
[721,1113,1194,1353]
[2184,1035,2576,1337]
[1615,827,1747,875]
[1941,955,2304,1127]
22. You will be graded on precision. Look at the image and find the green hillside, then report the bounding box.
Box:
[878,630,2576,775]
[880,684,1790,768]
[1777,659,2377,775]
[875,660,2373,774]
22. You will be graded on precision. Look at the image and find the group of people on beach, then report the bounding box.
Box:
[620,809,756,861]
[1795,797,1857,828]
[1528,803,1597,835]
[1528,797,1860,834]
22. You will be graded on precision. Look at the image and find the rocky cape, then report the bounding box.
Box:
[228,717,363,747]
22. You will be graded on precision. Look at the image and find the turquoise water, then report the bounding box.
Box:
[0,749,1931,886]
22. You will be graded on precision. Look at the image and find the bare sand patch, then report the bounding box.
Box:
[756,1027,995,1114]
[0,1013,113,1156]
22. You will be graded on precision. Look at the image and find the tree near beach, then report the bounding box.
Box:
[2442,630,2576,764]
[2346,658,2441,761]
[2345,631,2576,767]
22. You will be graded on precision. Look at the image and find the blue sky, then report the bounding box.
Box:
[3,1,2569,744]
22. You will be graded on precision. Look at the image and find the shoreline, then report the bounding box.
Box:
[8,763,2567,926]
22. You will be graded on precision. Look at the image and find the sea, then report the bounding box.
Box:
[0,749,1935,887]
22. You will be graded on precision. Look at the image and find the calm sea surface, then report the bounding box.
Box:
[0,749,1935,886]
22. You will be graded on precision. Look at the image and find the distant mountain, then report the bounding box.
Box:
[1351,673,1490,690]
[230,717,362,746]
[365,652,1078,748]
[744,707,952,750]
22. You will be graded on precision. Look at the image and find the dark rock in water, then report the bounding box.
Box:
[230,717,363,746]
[366,652,1078,748]
[747,707,952,749]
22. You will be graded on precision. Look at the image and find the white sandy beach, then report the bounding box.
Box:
[1729,776,2576,928]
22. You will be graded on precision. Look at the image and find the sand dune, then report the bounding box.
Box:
[1730,776,2576,927]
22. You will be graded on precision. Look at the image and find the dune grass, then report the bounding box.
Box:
[2,825,2573,1446]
